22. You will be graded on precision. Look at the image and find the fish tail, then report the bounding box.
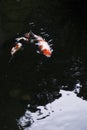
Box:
[30,30,39,39]
[8,56,14,64]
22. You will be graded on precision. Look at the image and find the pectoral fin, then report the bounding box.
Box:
[36,50,40,54]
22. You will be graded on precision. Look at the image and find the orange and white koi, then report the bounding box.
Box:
[11,42,22,56]
[10,31,53,58]
[10,33,31,56]
[30,32,53,57]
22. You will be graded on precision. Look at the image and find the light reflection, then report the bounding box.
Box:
[18,90,87,130]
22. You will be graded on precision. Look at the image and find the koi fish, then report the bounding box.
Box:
[11,42,22,56]
[30,31,53,57]
[10,33,31,56]
[10,31,53,58]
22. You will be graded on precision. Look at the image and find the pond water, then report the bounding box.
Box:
[0,0,87,130]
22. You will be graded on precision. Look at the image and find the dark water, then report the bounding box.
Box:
[0,0,87,130]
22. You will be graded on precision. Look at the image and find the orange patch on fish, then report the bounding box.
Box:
[42,49,52,57]
[15,44,20,49]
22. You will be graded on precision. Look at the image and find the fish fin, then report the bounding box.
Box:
[35,43,40,45]
[8,55,14,64]
[51,49,53,52]
[30,39,36,43]
[16,37,28,42]
[30,30,35,36]
[49,44,53,47]
[36,50,40,54]
[48,39,53,43]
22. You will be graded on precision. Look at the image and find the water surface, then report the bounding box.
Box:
[0,0,87,130]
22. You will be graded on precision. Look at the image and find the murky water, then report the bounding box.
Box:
[0,0,87,130]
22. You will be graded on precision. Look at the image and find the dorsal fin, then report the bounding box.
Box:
[30,30,35,37]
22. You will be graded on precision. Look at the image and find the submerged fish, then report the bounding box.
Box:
[10,33,31,56]
[30,31,53,58]
[10,31,53,58]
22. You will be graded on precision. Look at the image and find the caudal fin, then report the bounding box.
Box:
[29,30,35,37]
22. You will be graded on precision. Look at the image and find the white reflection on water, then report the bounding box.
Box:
[18,90,87,130]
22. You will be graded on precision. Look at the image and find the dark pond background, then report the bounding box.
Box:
[0,0,87,130]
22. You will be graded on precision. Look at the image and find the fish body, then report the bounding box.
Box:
[11,42,22,55]
[30,32,53,57]
[10,33,31,56]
